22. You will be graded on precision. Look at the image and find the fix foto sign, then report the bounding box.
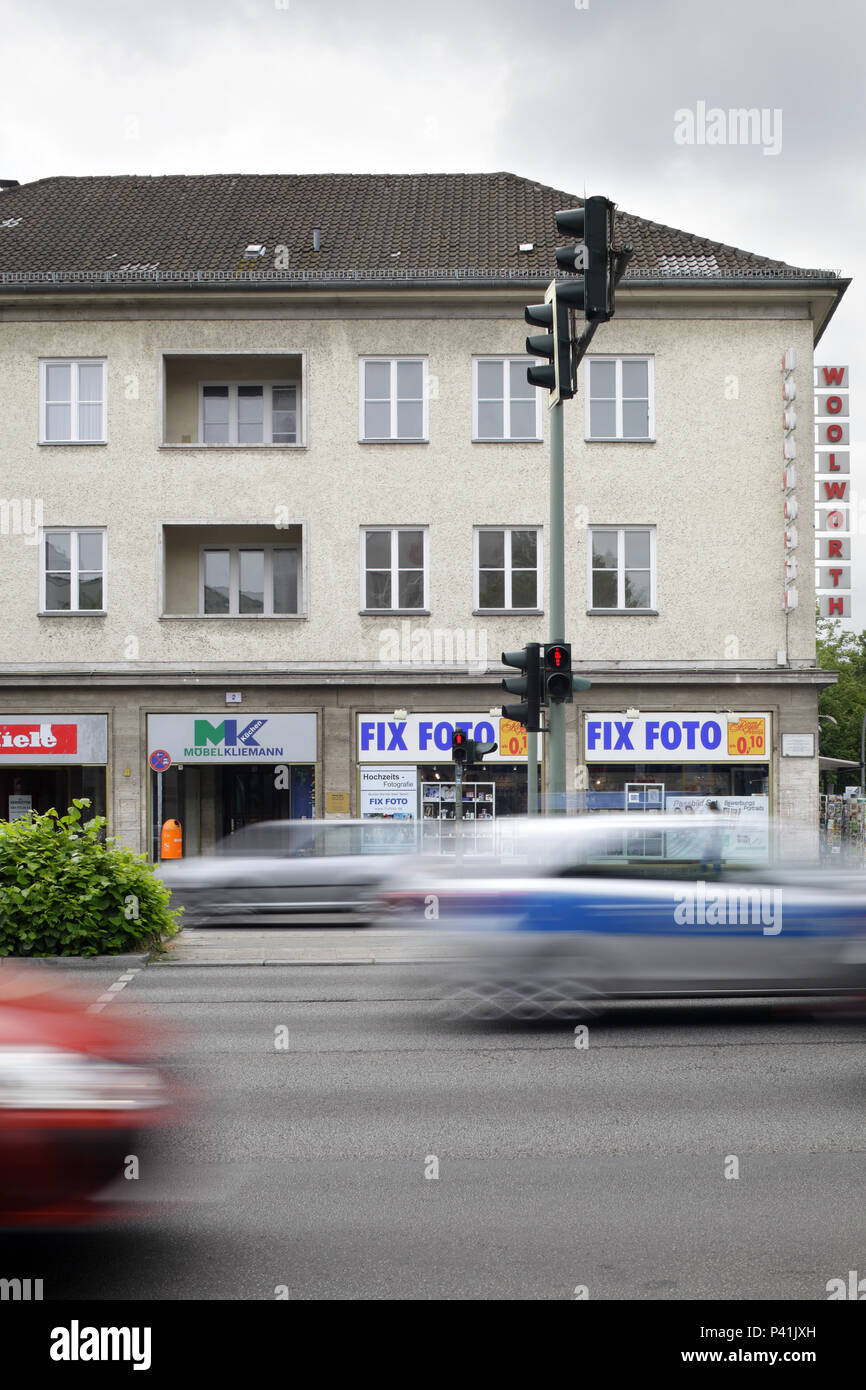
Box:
[356,713,542,763]
[583,712,772,763]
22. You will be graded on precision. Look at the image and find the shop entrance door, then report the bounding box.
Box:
[219,764,315,837]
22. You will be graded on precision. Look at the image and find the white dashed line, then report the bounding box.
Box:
[85,966,142,1014]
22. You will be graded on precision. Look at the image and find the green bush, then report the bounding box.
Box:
[0,800,182,957]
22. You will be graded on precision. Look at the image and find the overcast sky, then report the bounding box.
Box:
[2,0,863,627]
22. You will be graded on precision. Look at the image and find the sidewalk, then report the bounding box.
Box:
[156,926,447,966]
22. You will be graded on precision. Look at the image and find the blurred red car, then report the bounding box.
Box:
[0,966,171,1228]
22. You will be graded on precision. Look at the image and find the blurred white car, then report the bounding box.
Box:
[157,819,425,926]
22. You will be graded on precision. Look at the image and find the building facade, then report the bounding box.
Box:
[0,173,848,855]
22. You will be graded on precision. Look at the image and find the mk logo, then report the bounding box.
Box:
[193,719,266,748]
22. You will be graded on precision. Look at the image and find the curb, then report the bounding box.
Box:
[152,955,449,967]
[0,952,152,969]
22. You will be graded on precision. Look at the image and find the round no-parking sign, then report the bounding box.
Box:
[149,749,171,772]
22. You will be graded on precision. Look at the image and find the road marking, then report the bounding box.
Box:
[86,966,142,1013]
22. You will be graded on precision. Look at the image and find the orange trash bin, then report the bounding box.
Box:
[161,819,183,859]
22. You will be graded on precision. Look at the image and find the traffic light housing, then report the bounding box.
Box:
[473,741,498,760]
[501,643,543,732]
[451,728,470,764]
[544,643,573,704]
[451,730,498,765]
[525,282,574,404]
[555,196,616,324]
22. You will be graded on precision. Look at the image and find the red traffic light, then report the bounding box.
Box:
[545,643,571,670]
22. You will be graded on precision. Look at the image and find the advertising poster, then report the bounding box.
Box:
[360,766,418,820]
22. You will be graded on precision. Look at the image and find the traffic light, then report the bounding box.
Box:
[451,728,470,764]
[555,196,616,324]
[501,643,543,732]
[525,282,574,404]
[544,643,573,704]
[473,741,498,760]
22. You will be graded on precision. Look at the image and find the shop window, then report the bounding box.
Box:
[588,526,655,612]
[39,360,106,444]
[584,357,653,441]
[40,529,106,613]
[359,358,427,441]
[475,527,542,611]
[361,527,428,612]
[472,358,541,441]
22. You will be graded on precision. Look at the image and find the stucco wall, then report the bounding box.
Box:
[0,295,816,670]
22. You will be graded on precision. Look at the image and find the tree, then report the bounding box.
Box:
[816,617,866,781]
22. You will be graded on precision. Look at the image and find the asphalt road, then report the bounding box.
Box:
[6,960,866,1301]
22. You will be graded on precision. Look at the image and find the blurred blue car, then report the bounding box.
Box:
[377,814,866,1018]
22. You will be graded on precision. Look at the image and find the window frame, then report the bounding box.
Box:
[359,526,429,613]
[358,357,429,443]
[196,381,299,446]
[38,359,107,445]
[471,357,543,442]
[197,543,301,617]
[39,527,107,614]
[473,526,543,612]
[586,525,657,613]
[583,355,654,442]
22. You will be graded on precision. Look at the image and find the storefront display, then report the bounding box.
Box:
[820,791,865,861]
[421,780,496,854]
[146,713,317,858]
[0,715,108,823]
[357,712,541,835]
[581,711,773,828]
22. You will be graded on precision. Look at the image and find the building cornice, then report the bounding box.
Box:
[0,664,837,689]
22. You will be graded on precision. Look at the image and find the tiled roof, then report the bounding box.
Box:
[0,171,836,286]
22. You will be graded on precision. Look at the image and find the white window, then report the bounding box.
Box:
[41,530,106,612]
[361,528,428,611]
[39,360,106,443]
[472,358,542,441]
[359,358,427,441]
[198,384,298,444]
[588,527,656,611]
[585,357,653,440]
[199,546,299,615]
[475,527,542,610]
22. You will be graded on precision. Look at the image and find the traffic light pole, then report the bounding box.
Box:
[527,730,538,814]
[548,399,566,814]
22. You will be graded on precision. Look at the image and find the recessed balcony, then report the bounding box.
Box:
[162,354,304,446]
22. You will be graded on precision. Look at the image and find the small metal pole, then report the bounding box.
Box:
[156,771,163,863]
[527,731,538,815]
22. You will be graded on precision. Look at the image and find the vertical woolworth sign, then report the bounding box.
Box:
[815,365,852,619]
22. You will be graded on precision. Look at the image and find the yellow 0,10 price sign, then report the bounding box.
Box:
[499,718,527,758]
[727,717,766,757]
